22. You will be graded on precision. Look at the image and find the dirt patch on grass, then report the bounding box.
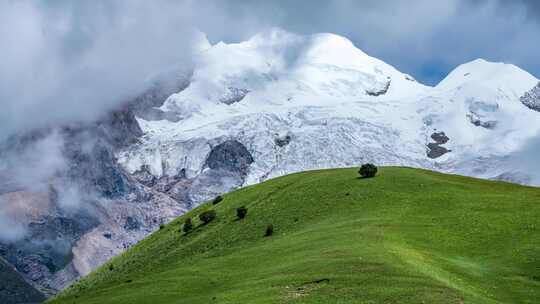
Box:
[284,278,330,300]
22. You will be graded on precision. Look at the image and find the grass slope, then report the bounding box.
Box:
[50,167,540,304]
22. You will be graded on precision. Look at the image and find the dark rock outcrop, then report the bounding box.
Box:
[427,143,451,159]
[96,108,143,148]
[431,132,449,145]
[0,257,45,304]
[520,82,540,112]
[124,217,140,231]
[127,71,191,122]
[205,140,254,178]
[219,87,250,105]
[427,132,451,159]
[275,134,292,147]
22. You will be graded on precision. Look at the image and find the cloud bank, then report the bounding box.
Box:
[0,0,206,140]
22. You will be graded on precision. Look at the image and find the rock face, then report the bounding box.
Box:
[0,257,45,304]
[521,82,540,112]
[204,140,254,178]
[0,80,192,296]
[274,133,292,147]
[427,132,451,159]
[219,87,250,105]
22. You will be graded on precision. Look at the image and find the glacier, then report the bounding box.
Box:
[119,30,540,193]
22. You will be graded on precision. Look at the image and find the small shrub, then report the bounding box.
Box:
[182,218,193,233]
[159,224,165,230]
[236,206,248,219]
[199,210,217,224]
[108,264,114,271]
[359,163,378,178]
[265,224,274,237]
[212,195,223,205]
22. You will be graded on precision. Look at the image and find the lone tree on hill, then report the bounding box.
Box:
[212,195,223,205]
[236,206,248,219]
[199,210,217,224]
[183,217,193,233]
[265,224,274,237]
[359,163,378,178]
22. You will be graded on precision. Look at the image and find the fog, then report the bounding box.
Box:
[0,0,206,141]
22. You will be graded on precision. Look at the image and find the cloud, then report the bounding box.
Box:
[0,130,66,190]
[0,0,206,141]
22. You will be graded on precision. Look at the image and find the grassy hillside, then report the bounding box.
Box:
[49,167,540,304]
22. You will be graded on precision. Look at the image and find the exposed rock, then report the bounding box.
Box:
[62,133,129,199]
[467,112,497,129]
[220,87,250,105]
[365,80,390,96]
[132,165,157,187]
[123,217,140,231]
[0,257,45,304]
[520,82,540,112]
[96,108,143,148]
[275,133,292,147]
[427,132,451,159]
[404,75,416,82]
[431,132,449,145]
[187,169,245,204]
[0,97,190,296]
[205,140,254,178]
[127,70,191,121]
[427,143,450,159]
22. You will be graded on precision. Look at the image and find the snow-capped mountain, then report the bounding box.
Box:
[2,29,539,296]
[119,30,540,192]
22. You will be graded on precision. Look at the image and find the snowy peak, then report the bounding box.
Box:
[124,30,540,192]
[300,33,371,67]
[437,58,538,98]
[160,30,426,120]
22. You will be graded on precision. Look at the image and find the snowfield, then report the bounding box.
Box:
[118,29,540,201]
